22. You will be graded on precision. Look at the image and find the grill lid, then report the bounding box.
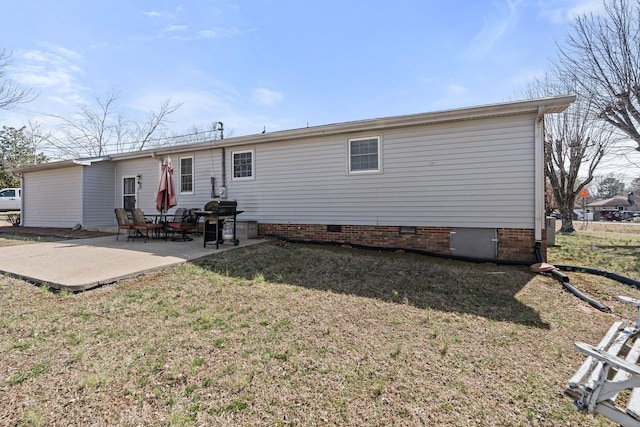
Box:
[204,200,237,211]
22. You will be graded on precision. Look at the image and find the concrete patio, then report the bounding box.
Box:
[0,233,266,291]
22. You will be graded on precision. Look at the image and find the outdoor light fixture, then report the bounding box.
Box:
[136,174,142,188]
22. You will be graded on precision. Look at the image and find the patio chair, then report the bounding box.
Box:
[167,208,198,241]
[131,208,163,242]
[114,208,134,241]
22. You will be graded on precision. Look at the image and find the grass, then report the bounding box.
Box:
[549,220,640,281]
[0,224,639,425]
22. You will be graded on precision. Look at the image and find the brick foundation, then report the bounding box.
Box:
[497,228,538,261]
[259,223,541,262]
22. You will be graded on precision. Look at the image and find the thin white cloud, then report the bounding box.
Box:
[568,0,606,16]
[164,25,187,32]
[144,10,175,19]
[128,87,273,138]
[537,0,606,24]
[89,41,125,50]
[447,83,468,95]
[509,67,547,86]
[10,47,88,112]
[464,0,523,61]
[13,48,84,90]
[252,88,283,107]
[198,30,219,39]
[51,45,83,61]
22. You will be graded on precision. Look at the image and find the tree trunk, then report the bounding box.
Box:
[559,197,576,233]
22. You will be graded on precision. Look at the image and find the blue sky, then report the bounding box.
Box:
[0,1,611,145]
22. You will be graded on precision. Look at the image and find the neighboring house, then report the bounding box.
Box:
[587,196,633,211]
[13,95,575,262]
[587,195,637,220]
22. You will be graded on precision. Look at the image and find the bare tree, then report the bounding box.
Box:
[0,49,35,110]
[129,99,183,151]
[47,90,182,158]
[558,0,640,151]
[22,119,54,161]
[527,74,618,232]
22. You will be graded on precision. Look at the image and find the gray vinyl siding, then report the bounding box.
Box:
[81,162,115,226]
[23,167,83,227]
[178,151,224,209]
[115,158,161,213]
[113,153,224,216]
[15,96,574,231]
[225,114,537,229]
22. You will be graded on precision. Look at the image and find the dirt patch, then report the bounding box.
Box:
[0,225,113,240]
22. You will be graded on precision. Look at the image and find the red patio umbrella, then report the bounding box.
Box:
[156,160,177,213]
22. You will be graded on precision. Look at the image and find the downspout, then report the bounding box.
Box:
[534,105,546,244]
[19,174,24,226]
[221,147,227,198]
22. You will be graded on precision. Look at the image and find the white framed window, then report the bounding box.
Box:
[348,136,381,174]
[232,149,255,180]
[179,156,194,194]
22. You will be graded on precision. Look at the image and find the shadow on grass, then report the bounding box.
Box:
[194,240,549,329]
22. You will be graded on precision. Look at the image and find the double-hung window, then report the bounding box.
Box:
[232,150,255,180]
[180,156,194,194]
[348,136,381,174]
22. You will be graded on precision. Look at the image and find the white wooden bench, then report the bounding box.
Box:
[566,296,640,426]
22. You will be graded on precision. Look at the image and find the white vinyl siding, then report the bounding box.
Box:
[114,154,223,215]
[22,167,83,227]
[226,114,537,229]
[18,100,556,230]
[115,158,159,214]
[81,162,115,226]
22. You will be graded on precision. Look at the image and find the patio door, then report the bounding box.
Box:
[123,177,137,211]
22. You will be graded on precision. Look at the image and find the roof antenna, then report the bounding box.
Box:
[217,121,224,139]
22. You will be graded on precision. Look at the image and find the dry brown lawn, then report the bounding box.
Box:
[1,223,639,426]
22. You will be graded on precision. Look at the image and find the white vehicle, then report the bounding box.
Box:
[0,188,21,211]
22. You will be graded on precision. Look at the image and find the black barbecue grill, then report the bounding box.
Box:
[195,200,244,248]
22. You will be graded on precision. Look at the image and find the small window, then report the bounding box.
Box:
[232,150,255,180]
[349,137,380,173]
[180,156,194,194]
[0,189,15,197]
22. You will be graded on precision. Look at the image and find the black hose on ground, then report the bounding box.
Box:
[549,269,611,313]
[554,265,640,289]
[531,241,611,312]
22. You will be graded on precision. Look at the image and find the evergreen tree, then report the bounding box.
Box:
[0,126,48,188]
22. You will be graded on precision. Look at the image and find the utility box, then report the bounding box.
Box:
[236,221,258,240]
[546,216,556,246]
